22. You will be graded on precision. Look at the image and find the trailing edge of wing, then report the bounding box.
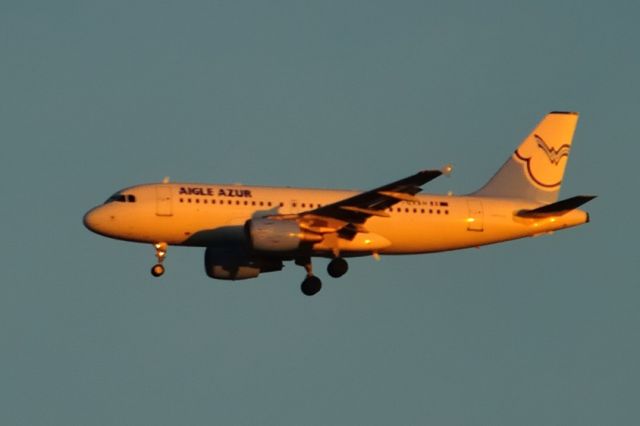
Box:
[516,195,596,218]
[340,205,391,218]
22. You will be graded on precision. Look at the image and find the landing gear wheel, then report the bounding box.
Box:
[151,264,165,277]
[301,276,322,296]
[150,242,168,278]
[327,257,348,278]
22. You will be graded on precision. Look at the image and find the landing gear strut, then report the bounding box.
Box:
[151,242,168,277]
[327,257,348,278]
[296,257,322,296]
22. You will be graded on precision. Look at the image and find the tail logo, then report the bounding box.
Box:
[515,134,571,189]
[534,135,571,165]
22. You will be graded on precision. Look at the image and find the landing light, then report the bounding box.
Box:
[466,218,475,223]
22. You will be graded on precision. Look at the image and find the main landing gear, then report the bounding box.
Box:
[296,257,349,296]
[327,257,348,278]
[150,242,168,277]
[301,275,322,296]
[297,257,322,296]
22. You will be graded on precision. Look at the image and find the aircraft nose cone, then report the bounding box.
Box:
[84,207,113,235]
[84,206,120,238]
[83,208,99,232]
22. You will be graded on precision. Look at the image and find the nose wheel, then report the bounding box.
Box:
[296,257,322,296]
[151,242,168,277]
[151,264,165,277]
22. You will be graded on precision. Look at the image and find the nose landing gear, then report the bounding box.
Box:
[151,242,168,277]
[151,264,165,277]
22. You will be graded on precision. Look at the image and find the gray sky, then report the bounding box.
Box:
[1,1,638,425]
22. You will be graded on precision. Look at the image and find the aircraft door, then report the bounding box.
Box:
[156,185,173,216]
[466,200,484,231]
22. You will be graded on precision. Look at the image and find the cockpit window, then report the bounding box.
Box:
[105,194,126,203]
[104,192,137,204]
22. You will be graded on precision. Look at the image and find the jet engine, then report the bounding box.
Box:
[204,246,283,280]
[246,218,322,252]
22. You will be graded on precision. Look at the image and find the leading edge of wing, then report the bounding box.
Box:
[301,169,443,224]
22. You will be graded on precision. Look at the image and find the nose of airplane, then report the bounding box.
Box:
[83,208,99,232]
[83,206,111,235]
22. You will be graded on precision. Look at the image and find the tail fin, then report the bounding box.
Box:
[473,111,579,203]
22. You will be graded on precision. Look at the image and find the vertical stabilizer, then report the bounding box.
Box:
[473,112,579,203]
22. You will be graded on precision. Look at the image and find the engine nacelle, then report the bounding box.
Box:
[204,246,283,280]
[209,264,260,280]
[247,218,322,252]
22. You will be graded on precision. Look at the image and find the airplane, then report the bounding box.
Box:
[83,111,595,295]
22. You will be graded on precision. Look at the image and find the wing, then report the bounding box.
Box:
[279,169,443,236]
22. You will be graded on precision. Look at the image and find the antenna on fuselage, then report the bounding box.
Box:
[162,176,170,184]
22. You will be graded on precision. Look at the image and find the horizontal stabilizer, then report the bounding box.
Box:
[516,195,596,218]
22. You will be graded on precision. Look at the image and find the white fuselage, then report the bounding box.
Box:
[83,183,589,256]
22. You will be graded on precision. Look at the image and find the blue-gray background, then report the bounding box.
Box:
[1,1,637,425]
